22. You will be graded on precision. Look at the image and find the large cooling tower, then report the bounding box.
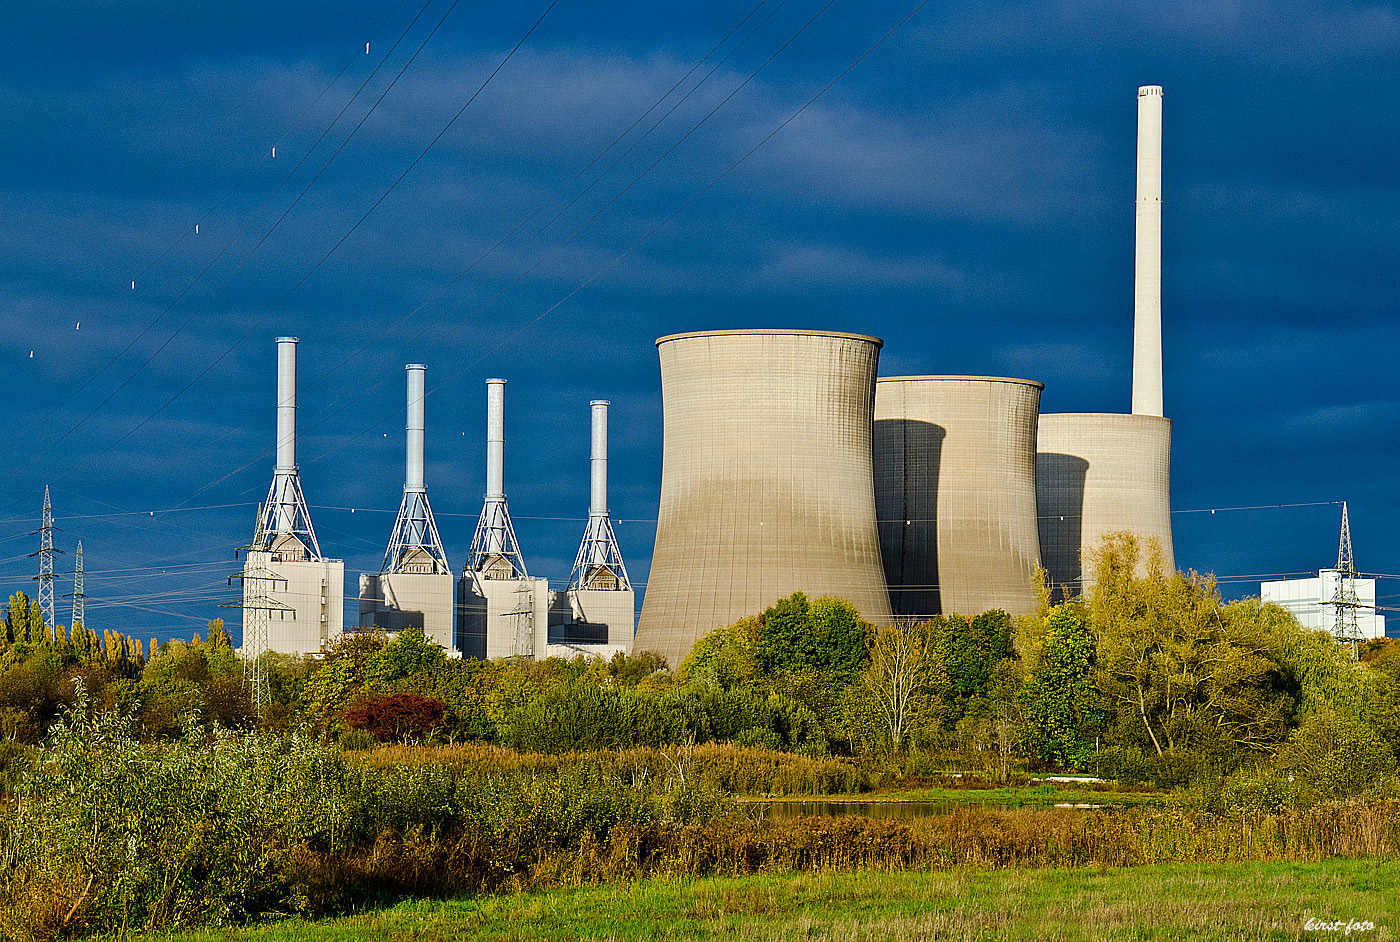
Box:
[1036,85,1174,594]
[874,376,1044,619]
[634,329,894,666]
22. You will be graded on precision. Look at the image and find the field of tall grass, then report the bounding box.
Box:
[3,706,1398,940]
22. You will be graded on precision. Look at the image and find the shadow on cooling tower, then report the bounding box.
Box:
[1036,453,1089,601]
[874,418,945,620]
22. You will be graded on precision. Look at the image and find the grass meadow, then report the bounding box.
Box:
[148,858,1398,941]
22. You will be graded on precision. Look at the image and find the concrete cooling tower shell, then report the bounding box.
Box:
[1036,413,1174,594]
[634,329,895,667]
[874,376,1044,619]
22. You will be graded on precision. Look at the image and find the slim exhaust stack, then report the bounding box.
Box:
[380,364,448,574]
[570,400,629,590]
[275,337,297,475]
[406,363,426,493]
[255,336,322,559]
[1131,85,1164,417]
[466,378,526,577]
[590,399,608,518]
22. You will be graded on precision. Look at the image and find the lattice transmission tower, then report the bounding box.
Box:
[1330,501,1363,657]
[226,547,290,713]
[71,541,85,630]
[31,486,61,636]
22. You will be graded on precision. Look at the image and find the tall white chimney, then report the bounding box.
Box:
[1131,85,1164,417]
[485,378,506,502]
[590,400,609,518]
[405,364,426,493]
[275,337,298,473]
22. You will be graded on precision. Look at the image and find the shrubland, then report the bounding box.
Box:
[4,533,1400,936]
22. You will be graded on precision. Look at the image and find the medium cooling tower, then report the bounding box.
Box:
[874,376,1044,619]
[1036,86,1174,594]
[634,329,894,667]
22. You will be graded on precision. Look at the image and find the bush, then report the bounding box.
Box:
[343,693,445,743]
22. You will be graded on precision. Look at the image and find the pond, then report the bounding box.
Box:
[742,799,1105,820]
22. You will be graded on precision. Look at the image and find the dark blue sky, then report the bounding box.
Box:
[2,0,1396,640]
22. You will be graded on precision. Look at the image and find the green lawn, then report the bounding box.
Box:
[154,858,1396,941]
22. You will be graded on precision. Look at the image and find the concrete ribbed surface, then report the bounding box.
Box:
[634,330,894,667]
[1036,413,1174,595]
[874,376,1044,619]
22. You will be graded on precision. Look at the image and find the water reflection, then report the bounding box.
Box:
[746,800,961,820]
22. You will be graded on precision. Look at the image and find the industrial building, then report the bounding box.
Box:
[359,364,455,651]
[1261,572,1386,640]
[1036,85,1175,594]
[874,376,1045,619]
[547,399,635,659]
[634,329,895,668]
[455,378,551,659]
[241,337,345,658]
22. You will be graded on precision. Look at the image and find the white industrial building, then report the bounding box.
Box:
[1261,570,1386,640]
[360,364,455,651]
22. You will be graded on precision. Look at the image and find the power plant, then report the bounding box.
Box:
[633,329,896,668]
[455,378,551,659]
[237,85,1185,668]
[359,364,454,650]
[549,399,635,659]
[243,337,345,657]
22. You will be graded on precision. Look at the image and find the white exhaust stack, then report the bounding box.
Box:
[255,335,322,559]
[272,337,300,536]
[465,378,526,577]
[405,364,426,493]
[590,399,608,518]
[379,363,448,575]
[1131,85,1164,417]
[275,336,298,490]
[570,399,630,591]
[485,378,506,552]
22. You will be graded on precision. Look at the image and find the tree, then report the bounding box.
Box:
[757,592,817,673]
[863,622,927,752]
[1090,533,1298,766]
[809,597,870,679]
[1019,605,1100,769]
[342,692,445,743]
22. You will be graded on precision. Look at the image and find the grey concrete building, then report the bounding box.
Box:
[634,329,894,667]
[874,376,1044,619]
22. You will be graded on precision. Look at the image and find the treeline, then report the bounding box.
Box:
[3,533,1399,802]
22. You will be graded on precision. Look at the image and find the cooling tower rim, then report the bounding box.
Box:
[656,328,883,348]
[1040,412,1172,426]
[877,374,1044,390]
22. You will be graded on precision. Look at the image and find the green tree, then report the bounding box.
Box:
[757,592,817,673]
[1019,604,1100,769]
